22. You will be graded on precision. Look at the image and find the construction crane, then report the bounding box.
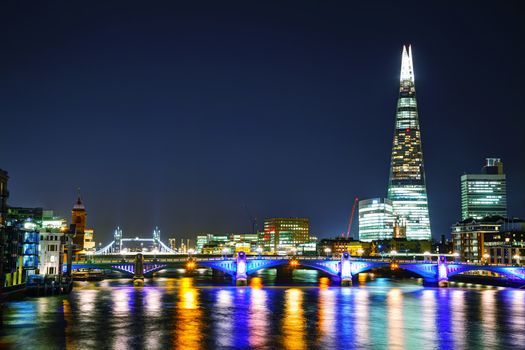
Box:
[345,197,359,239]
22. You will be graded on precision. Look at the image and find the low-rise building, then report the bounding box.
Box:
[451,216,503,263]
[318,238,371,256]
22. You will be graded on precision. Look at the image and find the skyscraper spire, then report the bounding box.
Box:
[400,44,414,82]
[387,45,431,240]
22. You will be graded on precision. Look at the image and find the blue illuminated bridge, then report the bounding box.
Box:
[74,243,525,288]
[73,229,525,287]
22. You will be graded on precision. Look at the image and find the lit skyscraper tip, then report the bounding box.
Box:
[387,45,432,240]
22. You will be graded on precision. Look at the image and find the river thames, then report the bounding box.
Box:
[2,271,525,350]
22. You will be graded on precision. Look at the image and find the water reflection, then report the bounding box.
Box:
[387,288,404,350]
[214,289,234,348]
[249,288,269,349]
[509,290,525,347]
[283,288,305,350]
[481,290,498,347]
[112,288,132,350]
[317,288,336,348]
[354,289,369,347]
[420,289,436,347]
[2,276,525,350]
[450,289,466,350]
[173,278,203,350]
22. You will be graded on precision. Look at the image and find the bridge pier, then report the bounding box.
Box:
[133,253,144,287]
[235,251,248,286]
[437,255,449,287]
[340,252,353,286]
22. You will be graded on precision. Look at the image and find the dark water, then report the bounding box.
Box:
[2,271,525,350]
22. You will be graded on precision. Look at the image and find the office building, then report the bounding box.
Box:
[358,198,395,241]
[263,218,309,254]
[387,45,432,240]
[461,158,507,220]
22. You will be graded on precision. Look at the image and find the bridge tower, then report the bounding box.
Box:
[437,255,449,287]
[114,227,123,253]
[133,253,144,287]
[340,252,353,286]
[153,226,161,251]
[235,251,248,286]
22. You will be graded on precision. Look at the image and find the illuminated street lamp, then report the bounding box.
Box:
[483,253,490,265]
[290,247,297,257]
[324,247,331,258]
[256,246,263,258]
[513,254,520,266]
[453,252,460,262]
[188,248,195,257]
[423,251,430,262]
[222,247,230,259]
[357,248,364,257]
[390,250,397,256]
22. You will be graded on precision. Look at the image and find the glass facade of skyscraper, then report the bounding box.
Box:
[262,218,309,254]
[461,158,507,220]
[387,45,431,240]
[358,198,394,242]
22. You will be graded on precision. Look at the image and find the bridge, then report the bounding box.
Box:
[93,227,176,255]
[74,249,525,288]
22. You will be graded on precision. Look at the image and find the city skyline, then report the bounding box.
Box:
[2,2,524,243]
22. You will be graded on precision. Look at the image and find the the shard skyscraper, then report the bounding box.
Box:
[387,45,431,240]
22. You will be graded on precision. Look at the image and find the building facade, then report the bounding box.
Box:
[71,195,86,253]
[39,213,68,276]
[461,158,507,220]
[0,169,9,287]
[358,198,395,241]
[387,45,431,240]
[262,218,310,254]
[451,216,503,262]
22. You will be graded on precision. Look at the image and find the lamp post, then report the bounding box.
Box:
[513,254,520,266]
[423,251,431,262]
[256,246,263,259]
[357,248,364,257]
[483,253,490,265]
[324,247,331,259]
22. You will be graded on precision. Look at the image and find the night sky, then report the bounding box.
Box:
[2,1,524,243]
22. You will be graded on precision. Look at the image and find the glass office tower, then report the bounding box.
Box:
[358,198,395,242]
[387,45,432,240]
[461,158,507,220]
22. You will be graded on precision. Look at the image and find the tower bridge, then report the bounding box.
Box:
[74,249,525,288]
[94,226,175,255]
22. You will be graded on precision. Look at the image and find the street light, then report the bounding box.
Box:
[357,248,364,257]
[423,251,431,262]
[290,247,297,256]
[222,247,230,259]
[513,254,520,266]
[256,246,263,258]
[390,250,397,256]
[483,253,490,265]
[324,247,331,258]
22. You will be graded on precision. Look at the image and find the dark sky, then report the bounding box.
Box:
[2,1,524,243]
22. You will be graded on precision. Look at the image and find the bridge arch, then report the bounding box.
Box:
[447,264,525,281]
